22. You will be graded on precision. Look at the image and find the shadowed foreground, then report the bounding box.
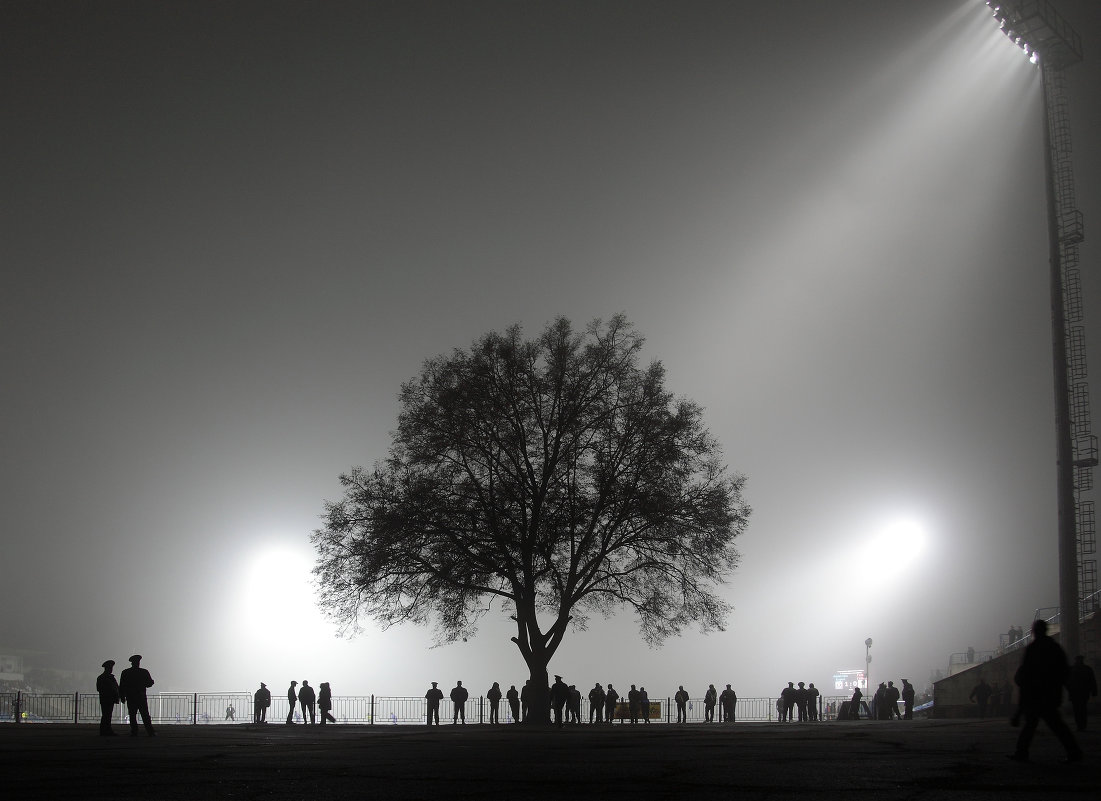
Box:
[1,719,1096,800]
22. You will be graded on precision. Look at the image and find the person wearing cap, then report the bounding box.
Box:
[549,675,569,728]
[901,679,916,719]
[253,683,271,724]
[96,660,120,736]
[286,681,298,725]
[425,682,443,725]
[118,654,155,736]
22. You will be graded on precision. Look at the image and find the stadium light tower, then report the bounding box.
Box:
[981,1,1095,659]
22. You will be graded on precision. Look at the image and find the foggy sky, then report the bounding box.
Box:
[3,0,1100,699]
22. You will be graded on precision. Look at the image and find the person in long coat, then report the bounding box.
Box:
[118,654,155,736]
[318,682,336,724]
[96,660,120,736]
[253,682,271,724]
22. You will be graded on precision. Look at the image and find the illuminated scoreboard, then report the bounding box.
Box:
[833,669,867,691]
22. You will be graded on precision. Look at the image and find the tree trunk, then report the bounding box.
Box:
[522,661,551,726]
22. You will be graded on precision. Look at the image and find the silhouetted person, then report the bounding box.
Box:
[901,679,915,720]
[780,682,795,722]
[1067,655,1097,732]
[254,682,271,723]
[450,680,468,724]
[720,684,737,722]
[849,686,863,719]
[884,681,901,720]
[604,683,619,723]
[795,682,809,721]
[874,683,889,720]
[225,704,235,721]
[96,660,119,736]
[674,686,689,723]
[550,675,569,728]
[1009,619,1082,763]
[286,681,298,724]
[966,646,975,664]
[969,677,992,718]
[319,682,336,724]
[568,685,582,724]
[506,684,520,723]
[425,682,443,725]
[589,683,606,723]
[639,687,650,723]
[807,682,820,721]
[704,684,717,722]
[118,654,154,736]
[487,682,502,723]
[627,684,640,724]
[520,680,531,722]
[298,680,316,724]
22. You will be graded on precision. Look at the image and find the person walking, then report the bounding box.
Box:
[450,680,469,724]
[95,660,120,736]
[1009,619,1083,763]
[286,681,298,725]
[425,682,443,725]
[253,682,271,724]
[118,655,155,736]
[674,686,689,723]
[318,682,336,724]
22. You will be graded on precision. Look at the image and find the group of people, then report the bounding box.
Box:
[845,678,917,720]
[776,681,821,722]
[95,655,155,737]
[277,680,337,724]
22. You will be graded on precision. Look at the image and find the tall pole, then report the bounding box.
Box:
[1040,62,1080,659]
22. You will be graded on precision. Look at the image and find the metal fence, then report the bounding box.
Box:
[5,691,858,725]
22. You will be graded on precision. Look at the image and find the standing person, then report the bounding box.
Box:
[849,686,863,720]
[225,704,235,721]
[588,683,606,724]
[1066,655,1097,732]
[520,680,531,723]
[253,682,271,724]
[969,677,992,718]
[298,680,316,724]
[118,654,155,737]
[550,675,569,728]
[885,681,902,720]
[807,682,821,721]
[487,682,502,724]
[627,685,640,724]
[286,681,298,725]
[795,682,809,722]
[1009,619,1083,763]
[450,680,468,724]
[638,687,651,723]
[704,684,718,722]
[318,682,336,724]
[720,684,737,723]
[568,685,582,724]
[780,682,796,722]
[901,679,916,720]
[96,660,120,737]
[604,683,619,723]
[506,685,520,723]
[674,686,689,723]
[425,682,443,725]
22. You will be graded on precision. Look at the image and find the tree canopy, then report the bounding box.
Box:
[312,315,749,711]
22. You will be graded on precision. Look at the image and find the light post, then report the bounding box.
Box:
[980,0,1091,659]
[865,638,873,694]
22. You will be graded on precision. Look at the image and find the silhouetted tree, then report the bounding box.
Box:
[312,315,749,722]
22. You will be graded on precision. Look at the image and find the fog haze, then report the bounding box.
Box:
[4,0,1101,700]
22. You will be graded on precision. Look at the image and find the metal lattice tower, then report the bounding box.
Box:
[986,1,1096,630]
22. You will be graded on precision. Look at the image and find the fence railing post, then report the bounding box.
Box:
[370,694,374,725]
[479,696,484,724]
[193,693,198,725]
[74,692,80,723]
[14,691,21,723]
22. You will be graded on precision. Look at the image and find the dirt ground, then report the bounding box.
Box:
[0,718,1097,800]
